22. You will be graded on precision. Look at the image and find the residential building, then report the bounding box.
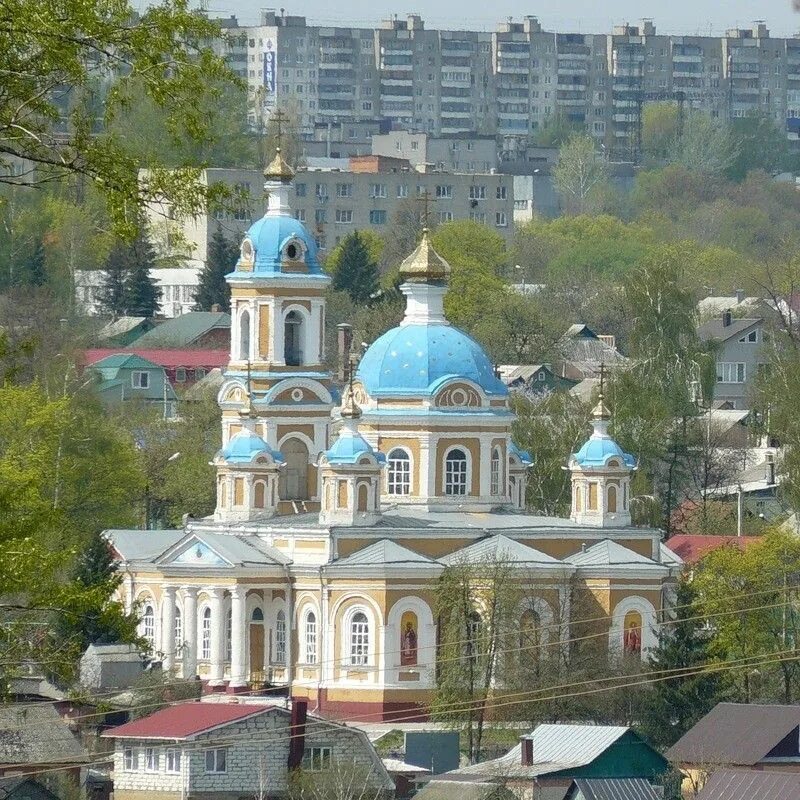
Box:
[87,353,178,416]
[86,348,228,388]
[696,768,800,800]
[104,154,682,722]
[371,132,498,172]
[498,364,579,395]
[413,782,515,800]
[439,724,668,796]
[132,312,231,349]
[97,317,156,347]
[79,644,145,691]
[663,534,763,566]
[565,779,661,800]
[557,324,627,380]
[667,703,800,787]
[102,699,393,800]
[75,268,201,318]
[697,310,767,409]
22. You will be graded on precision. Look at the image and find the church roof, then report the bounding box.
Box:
[106,529,186,563]
[565,539,662,569]
[330,539,440,568]
[440,534,564,567]
[156,531,291,568]
[220,428,284,464]
[398,228,451,284]
[572,435,636,469]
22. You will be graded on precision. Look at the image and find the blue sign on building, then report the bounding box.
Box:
[264,50,275,92]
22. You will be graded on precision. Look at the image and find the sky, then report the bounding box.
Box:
[197,0,800,37]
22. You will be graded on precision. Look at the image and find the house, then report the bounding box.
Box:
[564,778,662,800]
[98,317,155,347]
[85,348,229,387]
[79,644,145,691]
[498,365,579,395]
[666,703,800,789]
[695,768,800,800]
[102,699,393,800]
[87,353,177,417]
[132,312,230,349]
[0,778,62,800]
[0,704,88,781]
[413,782,516,800]
[439,725,668,799]
[663,534,763,566]
[556,325,627,381]
[697,311,767,410]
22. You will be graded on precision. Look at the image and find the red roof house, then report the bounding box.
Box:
[84,348,228,387]
[664,534,763,565]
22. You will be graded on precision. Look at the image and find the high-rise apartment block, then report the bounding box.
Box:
[217,13,800,160]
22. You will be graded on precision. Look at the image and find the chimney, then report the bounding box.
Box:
[722,309,733,328]
[735,289,745,304]
[521,737,533,766]
[337,323,353,382]
[287,698,308,770]
[766,452,776,486]
[211,303,222,313]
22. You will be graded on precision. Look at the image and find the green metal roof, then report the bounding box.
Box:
[132,312,230,347]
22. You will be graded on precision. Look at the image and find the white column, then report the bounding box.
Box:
[308,300,323,365]
[478,439,491,497]
[229,586,248,688]
[181,587,198,679]
[273,300,285,365]
[161,585,177,672]
[208,587,226,687]
[285,580,294,689]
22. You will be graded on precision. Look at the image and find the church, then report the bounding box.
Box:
[107,149,682,721]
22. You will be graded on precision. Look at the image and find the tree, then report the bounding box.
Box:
[0,0,238,235]
[642,102,681,162]
[98,242,130,318]
[19,239,47,287]
[532,112,583,147]
[667,112,739,176]
[329,231,380,306]
[638,580,728,748]
[122,229,161,317]
[380,198,426,273]
[194,227,237,311]
[552,134,610,215]
[727,111,793,182]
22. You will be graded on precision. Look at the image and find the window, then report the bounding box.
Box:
[315,209,327,224]
[201,607,211,660]
[123,747,136,771]
[174,606,182,652]
[495,211,508,227]
[369,210,387,224]
[469,185,486,200]
[739,329,758,343]
[335,209,353,224]
[435,185,452,198]
[445,448,468,496]
[225,607,232,661]
[166,748,181,773]
[276,610,287,663]
[296,183,307,197]
[350,612,369,666]
[195,368,206,380]
[131,371,150,389]
[397,184,409,198]
[145,747,158,772]
[295,209,306,222]
[490,447,501,496]
[466,611,482,659]
[717,362,746,383]
[437,211,453,223]
[315,183,328,199]
[303,746,332,771]
[284,310,304,366]
[411,141,419,150]
[238,309,250,360]
[469,211,486,223]
[305,610,318,664]
[496,185,507,200]
[335,182,353,197]
[141,604,155,645]
[205,748,227,773]
[175,367,187,383]
[387,449,411,495]
[370,183,387,198]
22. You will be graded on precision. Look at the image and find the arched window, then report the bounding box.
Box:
[387,449,411,496]
[350,612,369,666]
[275,610,286,664]
[400,611,418,666]
[623,611,643,657]
[588,482,598,510]
[574,484,582,512]
[305,611,317,664]
[519,609,540,651]
[251,607,264,621]
[280,438,309,501]
[174,606,183,653]
[254,481,266,509]
[357,483,369,512]
[225,608,232,661]
[465,611,482,661]
[141,604,155,646]
[219,478,228,509]
[490,447,501,496]
[201,607,212,660]
[608,484,618,513]
[238,309,251,361]
[445,448,468,496]
[284,310,304,366]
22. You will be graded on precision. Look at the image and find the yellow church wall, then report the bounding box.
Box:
[231,287,326,299]
[258,305,270,358]
[278,423,316,442]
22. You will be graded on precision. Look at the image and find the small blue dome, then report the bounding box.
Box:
[221,429,284,464]
[325,432,386,466]
[230,214,325,277]
[572,436,635,469]
[509,441,533,466]
[356,324,507,398]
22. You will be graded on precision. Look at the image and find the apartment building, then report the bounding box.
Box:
[223,13,800,160]
[371,131,498,171]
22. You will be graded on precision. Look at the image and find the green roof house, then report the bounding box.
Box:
[89,353,177,416]
[132,311,230,349]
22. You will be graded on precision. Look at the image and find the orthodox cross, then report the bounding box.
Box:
[271,108,290,151]
[598,361,605,398]
[413,189,437,229]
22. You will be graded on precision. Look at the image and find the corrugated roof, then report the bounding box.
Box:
[413,781,511,800]
[90,352,162,371]
[106,529,186,563]
[440,534,564,567]
[565,540,662,569]
[666,703,800,765]
[664,535,761,565]
[330,540,440,568]
[571,778,661,800]
[0,705,88,765]
[85,348,228,369]
[98,317,149,339]
[158,532,291,567]
[133,312,230,348]
[102,701,276,740]
[696,768,800,800]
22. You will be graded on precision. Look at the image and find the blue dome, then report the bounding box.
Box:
[356,324,507,398]
[509,441,533,466]
[325,432,386,466]
[230,214,325,277]
[572,436,635,469]
[221,429,284,464]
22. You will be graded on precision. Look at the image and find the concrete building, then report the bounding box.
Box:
[372,131,498,172]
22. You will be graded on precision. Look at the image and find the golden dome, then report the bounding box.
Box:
[263,147,294,182]
[398,228,451,285]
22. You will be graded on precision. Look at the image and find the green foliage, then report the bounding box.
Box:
[329,231,380,306]
[194,227,237,312]
[667,111,739,176]
[532,112,583,147]
[642,102,681,162]
[99,227,161,317]
[727,112,793,182]
[552,134,610,215]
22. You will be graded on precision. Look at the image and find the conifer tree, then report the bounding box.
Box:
[20,239,47,287]
[122,228,161,317]
[331,231,379,306]
[98,241,131,318]
[194,226,236,311]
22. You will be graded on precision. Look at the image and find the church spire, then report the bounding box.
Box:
[398,217,451,326]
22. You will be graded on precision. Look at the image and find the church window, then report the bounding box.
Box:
[350,611,369,666]
[465,611,482,661]
[305,611,318,664]
[238,309,251,361]
[225,608,232,661]
[387,449,411,495]
[141,604,155,646]
[574,484,582,512]
[490,447,502,495]
[174,606,182,652]
[588,482,598,510]
[608,485,618,513]
[357,483,369,512]
[445,448,468,496]
[284,310,304,366]
[275,610,286,663]
[254,481,266,508]
[201,607,212,660]
[280,438,310,501]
